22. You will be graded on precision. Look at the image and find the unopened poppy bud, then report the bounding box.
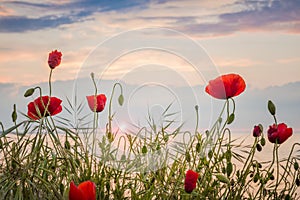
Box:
[285,194,291,200]
[256,143,262,152]
[90,72,95,80]
[107,132,114,142]
[294,162,299,170]
[261,137,266,146]
[253,173,259,183]
[227,113,235,125]
[11,104,17,122]
[142,145,147,154]
[118,94,124,106]
[24,88,35,97]
[268,100,276,116]
[296,178,300,186]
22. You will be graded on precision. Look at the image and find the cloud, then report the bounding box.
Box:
[181,0,300,36]
[0,0,151,32]
[0,13,88,33]
[1,0,299,34]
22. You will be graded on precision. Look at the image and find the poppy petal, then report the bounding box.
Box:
[205,74,246,99]
[78,181,96,200]
[69,181,85,200]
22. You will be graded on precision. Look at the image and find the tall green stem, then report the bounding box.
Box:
[49,69,53,97]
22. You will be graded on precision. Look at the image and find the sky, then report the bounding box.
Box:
[0,0,300,132]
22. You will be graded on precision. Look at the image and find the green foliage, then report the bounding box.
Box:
[0,88,299,199]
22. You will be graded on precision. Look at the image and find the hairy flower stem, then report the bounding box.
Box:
[90,73,98,177]
[107,83,123,139]
[49,69,53,97]
[278,143,300,190]
[254,142,278,199]
[236,137,258,197]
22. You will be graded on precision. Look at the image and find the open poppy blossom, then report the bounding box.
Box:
[48,50,62,69]
[69,181,96,200]
[267,123,293,144]
[27,96,62,120]
[86,94,107,112]
[205,73,246,99]
[184,170,199,193]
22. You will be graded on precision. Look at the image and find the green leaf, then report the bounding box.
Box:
[268,100,276,115]
[226,162,233,177]
[216,174,230,184]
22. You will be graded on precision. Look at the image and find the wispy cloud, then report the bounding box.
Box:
[0,0,151,32]
[1,0,299,34]
[179,0,300,36]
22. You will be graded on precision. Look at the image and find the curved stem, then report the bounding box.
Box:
[278,142,300,184]
[108,83,123,135]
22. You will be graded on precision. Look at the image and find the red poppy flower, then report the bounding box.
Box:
[253,125,262,137]
[27,96,62,120]
[205,73,246,99]
[267,123,293,144]
[86,94,107,112]
[48,50,62,69]
[184,170,199,193]
[69,181,96,200]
